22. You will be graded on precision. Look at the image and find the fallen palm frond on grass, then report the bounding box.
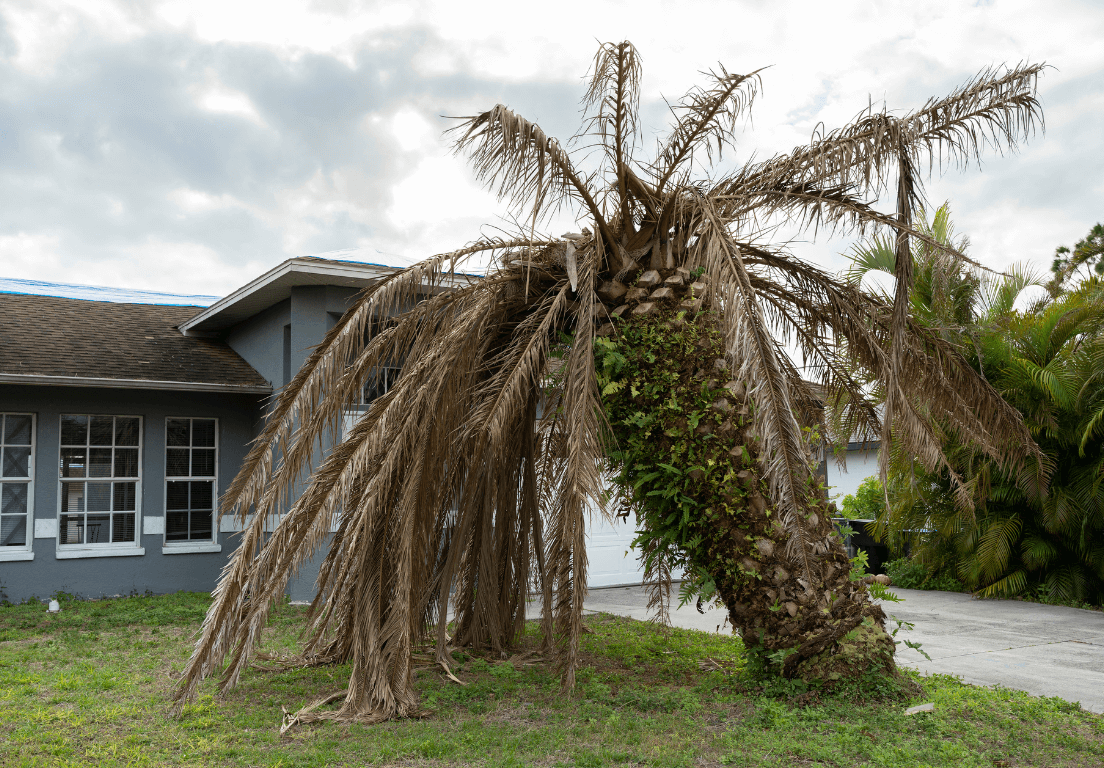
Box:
[174,41,1048,725]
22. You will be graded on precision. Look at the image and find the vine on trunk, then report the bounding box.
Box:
[595,274,897,682]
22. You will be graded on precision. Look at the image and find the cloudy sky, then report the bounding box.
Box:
[1,0,1101,297]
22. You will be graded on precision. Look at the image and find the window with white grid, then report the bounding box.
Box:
[360,366,402,406]
[59,415,141,547]
[164,418,217,543]
[1,413,34,551]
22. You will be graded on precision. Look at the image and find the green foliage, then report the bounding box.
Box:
[1050,222,1104,295]
[595,307,828,614]
[849,209,1104,606]
[838,476,887,521]
[884,558,965,593]
[594,309,748,602]
[884,558,927,589]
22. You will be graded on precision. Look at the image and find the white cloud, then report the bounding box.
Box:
[190,74,266,125]
[390,108,434,153]
[0,0,1100,296]
[117,239,266,295]
[167,188,248,214]
[1,0,146,73]
[387,155,497,231]
[0,232,64,277]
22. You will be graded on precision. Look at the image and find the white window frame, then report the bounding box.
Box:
[358,366,403,409]
[56,414,144,559]
[0,412,35,562]
[161,417,220,554]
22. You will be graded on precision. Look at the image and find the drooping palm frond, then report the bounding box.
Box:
[176,42,1048,724]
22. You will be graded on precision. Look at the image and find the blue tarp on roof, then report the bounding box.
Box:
[0,247,484,309]
[308,247,486,277]
[0,277,218,307]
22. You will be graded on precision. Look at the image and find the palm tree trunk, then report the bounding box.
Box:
[598,287,897,682]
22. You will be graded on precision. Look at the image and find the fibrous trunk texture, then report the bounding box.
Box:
[597,271,896,682]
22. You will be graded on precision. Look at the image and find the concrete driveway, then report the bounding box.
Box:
[581,585,1104,714]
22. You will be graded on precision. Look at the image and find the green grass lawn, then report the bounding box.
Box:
[1,593,1101,767]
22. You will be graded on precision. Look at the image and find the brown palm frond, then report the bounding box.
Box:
[689,206,820,579]
[653,65,764,192]
[546,245,607,683]
[716,184,999,275]
[450,107,616,247]
[582,41,642,202]
[724,62,1043,204]
[742,245,1043,487]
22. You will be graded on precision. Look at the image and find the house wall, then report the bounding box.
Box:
[224,286,360,391]
[0,384,263,603]
[223,286,359,601]
[226,298,290,388]
[825,445,881,503]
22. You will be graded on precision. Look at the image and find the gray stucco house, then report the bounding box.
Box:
[0,256,420,603]
[1,255,881,603]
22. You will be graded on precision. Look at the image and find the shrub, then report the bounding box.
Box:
[838,476,886,521]
[885,558,927,589]
[884,557,966,593]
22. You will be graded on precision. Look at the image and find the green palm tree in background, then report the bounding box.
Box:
[849,208,1104,603]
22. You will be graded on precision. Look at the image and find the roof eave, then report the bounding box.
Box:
[0,373,272,395]
[178,257,480,335]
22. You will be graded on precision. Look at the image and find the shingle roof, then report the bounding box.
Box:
[0,294,270,392]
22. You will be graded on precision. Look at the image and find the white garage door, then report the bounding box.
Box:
[586,510,648,587]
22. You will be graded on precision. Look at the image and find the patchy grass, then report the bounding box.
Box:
[1,594,1101,767]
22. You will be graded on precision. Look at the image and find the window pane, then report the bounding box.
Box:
[192,449,215,477]
[88,448,113,478]
[190,481,214,510]
[61,482,85,513]
[85,514,109,543]
[2,447,30,478]
[114,448,139,478]
[2,483,28,515]
[192,419,216,448]
[4,415,32,446]
[111,512,135,543]
[1,513,26,546]
[115,417,140,447]
[89,417,115,446]
[61,415,88,446]
[189,510,213,540]
[113,482,136,512]
[363,378,387,404]
[166,419,190,447]
[60,514,84,544]
[86,483,111,512]
[60,448,86,478]
[166,481,189,511]
[166,511,190,540]
[166,449,189,477]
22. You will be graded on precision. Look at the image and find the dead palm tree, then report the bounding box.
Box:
[174,42,1046,726]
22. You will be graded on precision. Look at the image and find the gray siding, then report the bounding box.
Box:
[221,285,359,602]
[0,384,262,602]
[225,298,290,388]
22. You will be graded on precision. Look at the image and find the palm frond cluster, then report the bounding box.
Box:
[175,42,1046,724]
